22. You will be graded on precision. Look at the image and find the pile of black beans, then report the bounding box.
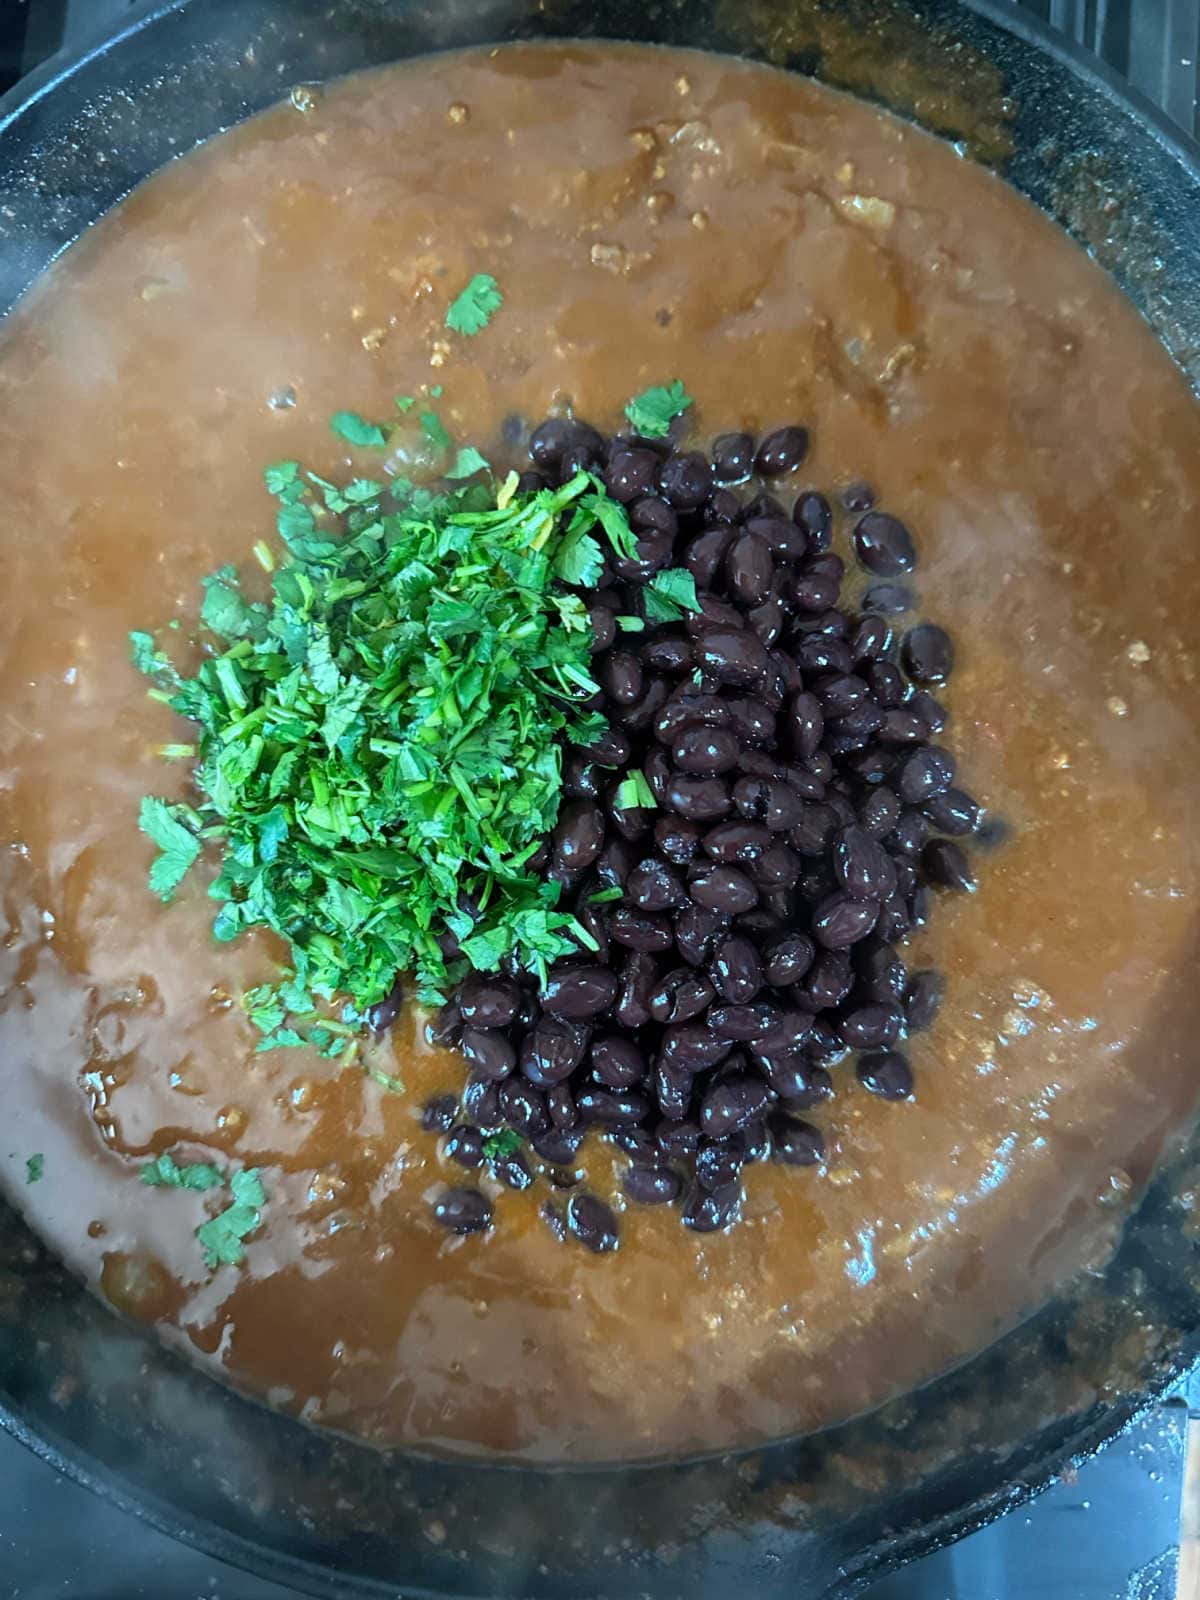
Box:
[426,417,984,1252]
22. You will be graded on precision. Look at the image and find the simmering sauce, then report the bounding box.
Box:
[0,43,1198,1462]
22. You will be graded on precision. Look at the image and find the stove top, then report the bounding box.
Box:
[0,2,1196,1597]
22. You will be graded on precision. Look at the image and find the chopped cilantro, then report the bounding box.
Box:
[445,446,491,481]
[624,380,693,439]
[25,1153,43,1185]
[642,566,700,623]
[395,395,416,414]
[196,1167,266,1270]
[482,1128,522,1161]
[330,411,388,449]
[138,796,201,901]
[420,410,452,452]
[445,273,503,336]
[133,423,639,1034]
[140,1152,224,1190]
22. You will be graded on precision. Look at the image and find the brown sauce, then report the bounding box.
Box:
[1,43,1198,1463]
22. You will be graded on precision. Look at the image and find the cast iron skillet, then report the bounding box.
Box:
[1,3,1199,1596]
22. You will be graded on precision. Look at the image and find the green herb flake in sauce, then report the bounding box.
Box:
[196,1167,267,1270]
[419,409,452,452]
[445,273,503,337]
[141,1152,225,1191]
[25,1154,43,1185]
[482,1129,522,1162]
[132,414,643,1044]
[624,379,693,439]
[330,410,388,449]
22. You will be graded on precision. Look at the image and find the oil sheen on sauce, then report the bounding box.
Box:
[0,44,1198,1464]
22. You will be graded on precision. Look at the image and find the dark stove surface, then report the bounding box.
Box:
[0,2,1197,1596]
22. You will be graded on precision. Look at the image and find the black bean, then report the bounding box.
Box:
[674,901,727,968]
[759,934,811,988]
[860,786,901,839]
[661,1024,731,1073]
[923,788,980,836]
[888,808,930,856]
[654,689,730,743]
[910,689,948,734]
[643,744,672,805]
[610,1125,657,1160]
[657,1120,701,1158]
[786,570,841,612]
[695,1138,742,1191]
[655,814,701,865]
[898,745,956,805]
[762,1054,832,1105]
[665,774,732,821]
[880,708,928,744]
[658,450,713,510]
[614,525,675,584]
[516,469,545,494]
[711,431,755,483]
[833,825,892,902]
[654,1056,694,1120]
[541,965,619,1020]
[708,1002,779,1042]
[905,969,945,1032]
[755,425,809,477]
[553,800,605,871]
[709,933,763,1004]
[907,886,930,930]
[693,627,771,688]
[854,511,917,576]
[748,596,784,646]
[629,494,678,539]
[858,1050,914,1100]
[585,1035,642,1090]
[615,951,659,1030]
[563,752,601,800]
[683,1180,741,1232]
[864,660,905,706]
[457,976,520,1030]
[445,1124,484,1169]
[460,1027,517,1081]
[642,634,691,675]
[588,606,617,656]
[772,1115,826,1166]
[684,525,734,589]
[619,676,671,734]
[877,895,912,943]
[812,893,880,949]
[625,858,686,912]
[745,515,807,563]
[855,939,908,1004]
[607,787,654,842]
[841,480,875,511]
[599,650,643,706]
[903,622,955,684]
[364,977,404,1034]
[923,838,977,892]
[849,615,891,664]
[811,673,867,719]
[528,417,576,467]
[862,581,914,615]
[789,801,838,856]
[624,1164,682,1205]
[839,1003,904,1049]
[703,820,771,865]
[567,1192,620,1252]
[462,1073,502,1127]
[793,490,832,552]
[749,842,802,888]
[725,533,775,608]
[706,487,742,522]
[672,726,740,776]
[576,1087,651,1126]
[588,727,632,769]
[499,1078,550,1137]
[726,697,776,747]
[595,836,638,890]
[610,907,675,953]
[604,447,659,503]
[690,864,759,914]
[433,1187,492,1234]
[421,1094,459,1134]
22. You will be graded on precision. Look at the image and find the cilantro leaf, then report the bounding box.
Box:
[330,411,388,449]
[140,1152,224,1190]
[482,1129,522,1161]
[445,273,503,336]
[420,410,452,452]
[138,797,201,900]
[624,379,693,439]
[445,446,491,481]
[642,566,701,623]
[25,1154,43,1184]
[196,1167,266,1270]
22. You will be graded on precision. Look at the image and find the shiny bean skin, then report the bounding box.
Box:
[462,1074,502,1128]
[673,725,740,775]
[674,902,729,968]
[553,801,606,870]
[726,696,776,747]
[445,1124,485,1169]
[763,934,815,988]
[658,450,714,510]
[839,1003,904,1049]
[648,967,715,1024]
[604,447,659,503]
[854,511,917,576]
[666,774,732,821]
[860,786,901,839]
[610,908,675,952]
[457,976,520,1030]
[576,1088,652,1125]
[655,1057,695,1120]
[905,969,945,1032]
[499,1078,551,1138]
[661,1024,732,1073]
[459,1027,516,1081]
[627,857,688,911]
[654,690,731,744]
[725,533,775,607]
[861,581,914,615]
[623,1165,682,1205]
[793,490,832,551]
[711,431,755,483]
[433,1188,492,1235]
[923,838,977,892]
[812,893,880,949]
[755,425,809,476]
[903,622,955,683]
[706,487,742,522]
[785,692,824,760]
[541,965,620,1020]
[599,650,644,706]
[772,1116,826,1166]
[643,633,693,674]
[690,864,759,914]
[693,626,771,688]
[703,820,771,864]
[745,514,807,563]
[910,689,948,734]
[923,788,981,836]
[615,952,659,1029]
[858,1050,914,1100]
[683,1180,741,1232]
[695,1139,742,1191]
[421,1094,459,1134]
[567,1193,620,1252]
[590,1035,647,1089]
[898,745,956,805]
[588,605,616,653]
[833,825,892,901]
[685,525,735,588]
[712,933,764,1003]
[708,1002,779,1041]
[655,814,702,864]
